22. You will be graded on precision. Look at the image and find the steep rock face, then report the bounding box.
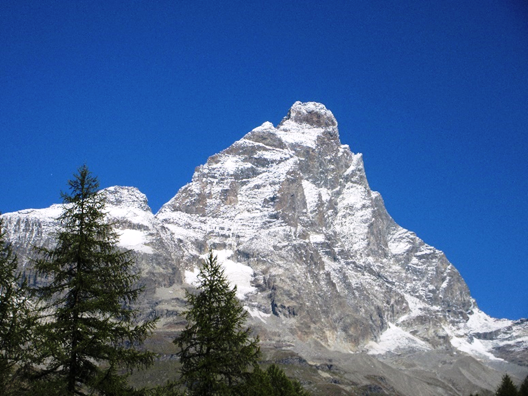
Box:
[2,102,527,394]
[157,101,474,350]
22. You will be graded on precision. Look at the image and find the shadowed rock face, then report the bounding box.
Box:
[3,102,527,395]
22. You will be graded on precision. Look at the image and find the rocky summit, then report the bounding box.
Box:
[3,102,527,395]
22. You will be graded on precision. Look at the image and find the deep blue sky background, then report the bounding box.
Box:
[1,0,527,320]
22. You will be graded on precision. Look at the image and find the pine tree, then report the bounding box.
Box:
[0,216,35,394]
[519,375,528,396]
[265,364,311,396]
[241,364,273,396]
[173,251,261,395]
[31,165,157,395]
[496,374,518,396]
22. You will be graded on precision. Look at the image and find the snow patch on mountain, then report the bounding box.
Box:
[302,180,330,214]
[244,306,271,323]
[446,325,504,361]
[398,294,429,323]
[185,250,256,300]
[107,206,154,227]
[117,229,153,254]
[465,309,512,333]
[15,205,64,220]
[274,126,323,148]
[388,228,416,256]
[366,323,432,355]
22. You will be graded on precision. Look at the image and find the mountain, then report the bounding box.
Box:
[3,102,527,395]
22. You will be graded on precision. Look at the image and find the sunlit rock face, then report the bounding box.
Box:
[157,101,475,349]
[3,102,527,395]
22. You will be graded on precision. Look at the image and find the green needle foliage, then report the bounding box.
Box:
[240,364,311,396]
[520,376,528,396]
[496,374,518,396]
[174,251,261,395]
[31,165,157,395]
[265,364,310,396]
[0,216,35,394]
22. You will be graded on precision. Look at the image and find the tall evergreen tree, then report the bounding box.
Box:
[32,165,156,395]
[519,375,528,396]
[174,251,261,395]
[0,216,35,394]
[496,374,518,396]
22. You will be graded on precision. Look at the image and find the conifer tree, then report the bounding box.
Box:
[174,251,261,395]
[0,216,35,394]
[239,363,311,396]
[32,165,156,395]
[265,364,311,396]
[496,374,518,396]
[519,375,528,396]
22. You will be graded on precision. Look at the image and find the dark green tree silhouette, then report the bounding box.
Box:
[32,165,157,395]
[0,216,35,394]
[496,374,518,396]
[265,364,310,396]
[174,251,260,395]
[241,364,273,396]
[241,364,310,396]
[519,375,528,396]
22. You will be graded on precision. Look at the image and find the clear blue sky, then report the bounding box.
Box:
[1,0,527,320]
